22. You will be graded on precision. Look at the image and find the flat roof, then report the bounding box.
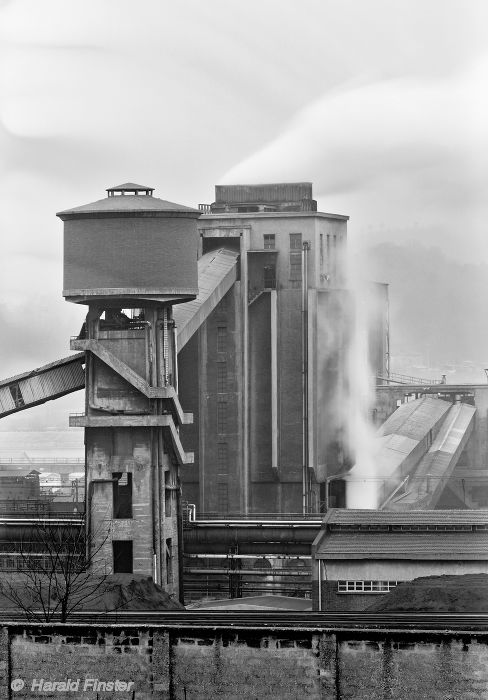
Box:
[200,211,349,221]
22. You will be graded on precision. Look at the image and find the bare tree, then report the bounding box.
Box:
[0,518,112,622]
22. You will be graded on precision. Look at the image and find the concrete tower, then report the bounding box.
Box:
[57,183,200,598]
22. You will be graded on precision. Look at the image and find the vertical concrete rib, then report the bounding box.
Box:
[271,290,278,472]
[241,230,250,514]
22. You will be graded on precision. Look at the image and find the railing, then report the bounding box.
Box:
[0,500,84,517]
[0,458,84,465]
[198,203,212,213]
[379,372,444,386]
[184,508,323,523]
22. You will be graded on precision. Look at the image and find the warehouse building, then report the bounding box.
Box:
[312,509,488,610]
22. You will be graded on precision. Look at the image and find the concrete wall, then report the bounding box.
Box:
[2,624,488,699]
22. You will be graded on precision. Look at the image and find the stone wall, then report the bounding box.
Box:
[2,623,488,699]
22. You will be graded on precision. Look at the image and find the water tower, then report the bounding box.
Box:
[57,183,200,597]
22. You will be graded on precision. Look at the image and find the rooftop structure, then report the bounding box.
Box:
[312,509,488,610]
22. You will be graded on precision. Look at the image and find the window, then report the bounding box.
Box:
[289,233,302,250]
[337,580,402,594]
[264,234,275,249]
[217,401,227,433]
[217,483,229,513]
[217,443,228,477]
[289,252,302,281]
[320,234,324,269]
[113,541,133,573]
[112,472,132,519]
[217,326,227,353]
[289,233,302,281]
[166,538,173,584]
[263,265,276,289]
[217,363,227,393]
[164,471,172,517]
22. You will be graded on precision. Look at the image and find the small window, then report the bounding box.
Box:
[264,234,275,249]
[166,538,173,584]
[337,580,402,594]
[217,443,228,477]
[217,401,227,433]
[320,234,324,268]
[112,472,132,519]
[289,252,302,281]
[164,471,172,517]
[113,540,133,574]
[217,327,227,353]
[263,265,276,289]
[217,483,229,513]
[289,233,302,250]
[217,363,227,393]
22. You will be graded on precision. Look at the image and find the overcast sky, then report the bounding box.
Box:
[0,0,487,387]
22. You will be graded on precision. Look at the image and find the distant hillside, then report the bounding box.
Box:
[357,242,488,369]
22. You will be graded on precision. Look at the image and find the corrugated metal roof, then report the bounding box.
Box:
[324,508,488,525]
[315,531,488,560]
[381,397,451,440]
[389,403,476,510]
[57,195,199,217]
[215,182,313,204]
[173,248,239,350]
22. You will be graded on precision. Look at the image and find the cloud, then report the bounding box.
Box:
[221,57,488,260]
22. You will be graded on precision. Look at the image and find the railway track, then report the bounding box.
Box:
[1,610,488,631]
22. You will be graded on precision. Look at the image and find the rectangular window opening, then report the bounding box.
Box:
[217,402,228,434]
[264,234,275,249]
[217,326,227,353]
[113,540,133,574]
[112,472,133,519]
[164,471,172,518]
[166,538,173,585]
[217,483,229,513]
[217,363,227,393]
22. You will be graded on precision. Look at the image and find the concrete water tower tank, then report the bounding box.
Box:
[57,182,200,307]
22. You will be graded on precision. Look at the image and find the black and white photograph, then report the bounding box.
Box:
[0,0,487,697]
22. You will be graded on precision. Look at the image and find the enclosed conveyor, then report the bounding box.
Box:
[387,401,476,510]
[0,248,239,420]
[0,354,85,419]
[173,247,239,350]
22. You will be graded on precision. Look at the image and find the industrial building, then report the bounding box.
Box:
[56,182,201,597]
[312,509,488,610]
[179,182,365,515]
[2,179,487,608]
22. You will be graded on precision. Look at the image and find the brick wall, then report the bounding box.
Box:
[2,624,488,699]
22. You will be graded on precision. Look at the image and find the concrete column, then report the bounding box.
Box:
[152,631,171,698]
[0,627,9,699]
[271,289,278,472]
[318,632,339,699]
[241,231,250,514]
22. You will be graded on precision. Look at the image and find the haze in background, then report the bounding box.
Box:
[1,0,486,430]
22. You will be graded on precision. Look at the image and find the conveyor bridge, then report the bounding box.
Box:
[0,248,239,420]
